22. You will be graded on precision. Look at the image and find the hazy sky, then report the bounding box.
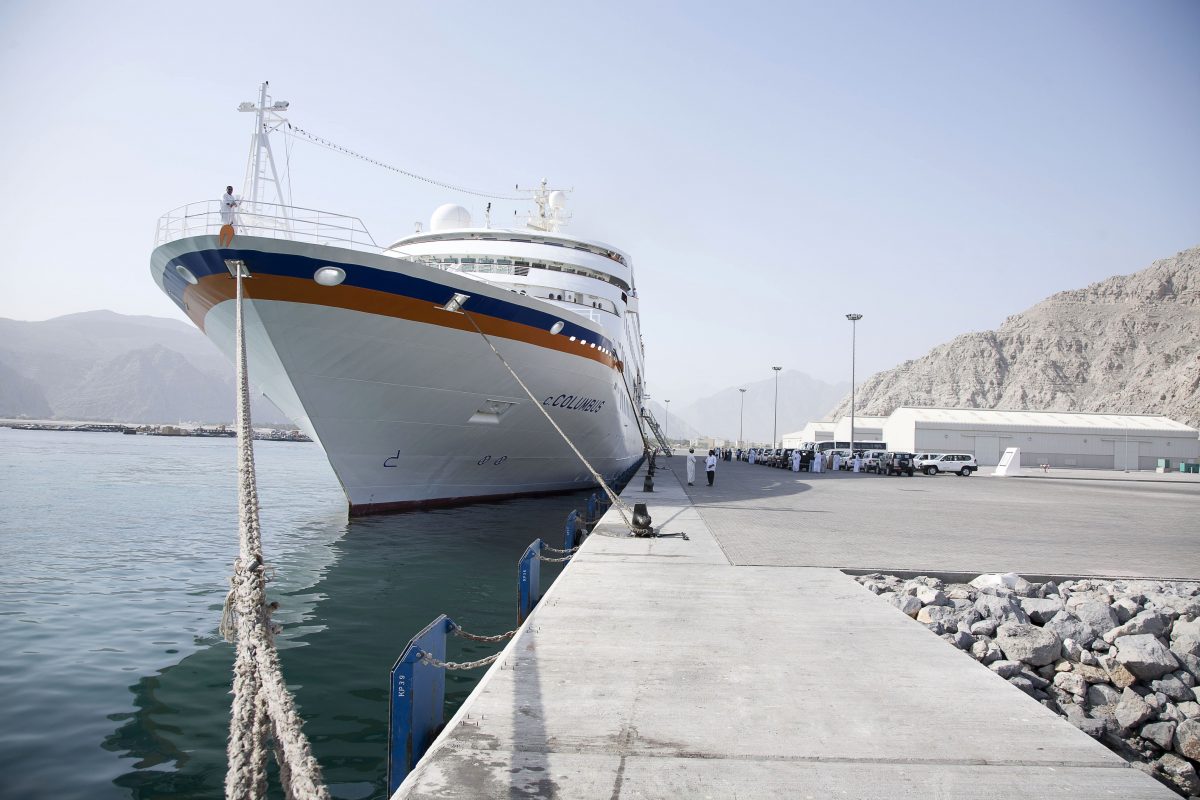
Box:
[2,1,1197,404]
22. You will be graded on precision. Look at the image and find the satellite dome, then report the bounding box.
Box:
[548,190,567,210]
[430,204,472,232]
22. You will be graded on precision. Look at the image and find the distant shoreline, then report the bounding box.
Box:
[1,419,312,442]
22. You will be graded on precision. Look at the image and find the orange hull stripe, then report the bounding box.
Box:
[182,273,621,371]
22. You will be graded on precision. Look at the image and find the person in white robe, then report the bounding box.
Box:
[686,448,697,485]
[792,449,801,471]
[749,448,756,465]
[219,185,239,246]
[832,452,843,471]
[853,453,862,473]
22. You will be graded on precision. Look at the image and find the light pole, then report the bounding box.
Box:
[772,366,782,450]
[846,314,863,453]
[738,388,747,450]
[664,400,671,445]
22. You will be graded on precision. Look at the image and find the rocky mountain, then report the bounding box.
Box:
[0,311,289,424]
[827,246,1200,428]
[671,370,850,444]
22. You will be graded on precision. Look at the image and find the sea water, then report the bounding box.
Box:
[0,427,584,799]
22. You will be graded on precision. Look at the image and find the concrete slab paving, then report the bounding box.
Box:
[395,460,1179,799]
[680,457,1200,578]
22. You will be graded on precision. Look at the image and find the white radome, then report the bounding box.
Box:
[548,190,567,210]
[430,203,472,232]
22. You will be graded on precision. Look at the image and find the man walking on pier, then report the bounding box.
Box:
[686,448,697,486]
[705,449,717,486]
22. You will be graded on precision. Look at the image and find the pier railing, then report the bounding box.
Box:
[154,199,382,252]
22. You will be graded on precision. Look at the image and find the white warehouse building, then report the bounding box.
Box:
[882,407,1200,470]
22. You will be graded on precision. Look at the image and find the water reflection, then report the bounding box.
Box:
[107,493,584,800]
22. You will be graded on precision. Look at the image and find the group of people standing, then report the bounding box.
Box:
[685,448,719,486]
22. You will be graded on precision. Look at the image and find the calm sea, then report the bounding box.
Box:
[0,427,586,800]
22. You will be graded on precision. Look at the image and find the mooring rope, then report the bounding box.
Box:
[459,309,634,530]
[219,270,330,800]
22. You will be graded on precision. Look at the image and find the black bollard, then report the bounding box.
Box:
[632,502,653,536]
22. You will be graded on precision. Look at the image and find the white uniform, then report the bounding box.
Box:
[853,455,862,473]
[833,453,842,471]
[220,191,239,225]
[792,450,801,471]
[686,453,696,485]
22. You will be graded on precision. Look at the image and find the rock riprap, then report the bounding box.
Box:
[856,572,1200,797]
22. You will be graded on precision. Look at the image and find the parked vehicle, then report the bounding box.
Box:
[914,453,944,471]
[862,449,889,473]
[881,451,915,476]
[922,453,978,476]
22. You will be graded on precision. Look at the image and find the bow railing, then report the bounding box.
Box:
[154,199,382,252]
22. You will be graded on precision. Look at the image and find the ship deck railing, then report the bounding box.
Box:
[154,200,385,253]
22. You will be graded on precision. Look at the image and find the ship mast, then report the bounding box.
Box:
[239,82,292,210]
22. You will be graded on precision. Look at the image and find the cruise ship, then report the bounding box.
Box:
[150,85,656,514]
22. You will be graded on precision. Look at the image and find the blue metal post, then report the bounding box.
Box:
[587,493,597,523]
[517,539,543,624]
[564,510,580,552]
[387,614,455,794]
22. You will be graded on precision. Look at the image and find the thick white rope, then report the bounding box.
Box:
[222,271,330,800]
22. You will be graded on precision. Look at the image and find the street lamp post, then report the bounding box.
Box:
[738,388,747,450]
[664,399,671,445]
[772,366,782,450]
[846,314,863,454]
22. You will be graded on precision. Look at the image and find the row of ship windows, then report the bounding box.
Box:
[418,255,630,292]
[447,233,628,268]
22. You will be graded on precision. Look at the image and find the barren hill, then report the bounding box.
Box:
[828,246,1200,428]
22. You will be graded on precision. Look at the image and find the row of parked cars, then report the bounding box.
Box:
[745,448,979,476]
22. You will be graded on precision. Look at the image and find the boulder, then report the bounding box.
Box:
[1019,597,1064,625]
[1155,753,1200,797]
[1176,669,1196,688]
[1151,673,1192,702]
[1074,664,1111,685]
[1178,701,1200,719]
[1074,600,1120,637]
[1098,654,1139,689]
[1115,687,1155,733]
[1140,720,1176,750]
[1086,683,1121,707]
[1103,609,1172,643]
[1176,718,1200,760]
[916,587,948,606]
[990,660,1024,679]
[996,622,1061,667]
[1114,634,1180,680]
[1053,672,1087,698]
[970,572,1033,595]
[1043,611,1094,647]
[971,638,1001,664]
[975,594,1030,624]
[1171,635,1200,659]
[1019,668,1051,689]
[1173,617,1200,642]
[971,619,998,637]
[1060,638,1084,662]
[1176,652,1200,683]
[888,593,922,617]
[917,605,958,626]
[946,629,974,650]
[1111,597,1141,624]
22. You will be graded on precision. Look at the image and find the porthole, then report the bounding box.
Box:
[314,266,346,286]
[175,265,199,285]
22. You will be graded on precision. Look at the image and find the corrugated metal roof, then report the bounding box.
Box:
[892,407,1198,433]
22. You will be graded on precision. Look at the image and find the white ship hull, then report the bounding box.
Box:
[151,235,646,514]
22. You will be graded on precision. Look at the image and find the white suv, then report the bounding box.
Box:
[914,453,943,471]
[922,453,978,476]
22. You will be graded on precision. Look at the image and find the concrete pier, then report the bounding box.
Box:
[395,459,1191,798]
